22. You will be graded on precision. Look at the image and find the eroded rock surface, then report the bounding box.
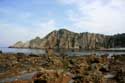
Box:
[0,52,125,83]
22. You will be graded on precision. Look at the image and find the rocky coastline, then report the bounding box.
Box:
[0,50,125,83]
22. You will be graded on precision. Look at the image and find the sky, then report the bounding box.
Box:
[0,0,125,46]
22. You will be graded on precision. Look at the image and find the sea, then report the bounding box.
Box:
[0,47,125,56]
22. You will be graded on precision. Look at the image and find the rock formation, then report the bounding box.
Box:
[10,29,125,50]
[1,53,125,83]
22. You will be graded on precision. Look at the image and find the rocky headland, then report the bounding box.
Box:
[10,29,125,50]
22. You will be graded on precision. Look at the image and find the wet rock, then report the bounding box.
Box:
[29,54,39,57]
[17,53,25,56]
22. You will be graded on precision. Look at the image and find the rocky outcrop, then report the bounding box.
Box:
[10,29,125,49]
[12,41,24,48]
[0,53,125,83]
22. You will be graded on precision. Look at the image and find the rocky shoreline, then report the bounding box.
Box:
[0,50,125,83]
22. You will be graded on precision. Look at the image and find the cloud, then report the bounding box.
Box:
[31,19,57,37]
[0,0,125,46]
[0,20,57,46]
[57,0,125,34]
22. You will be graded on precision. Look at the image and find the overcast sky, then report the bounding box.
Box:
[0,0,125,46]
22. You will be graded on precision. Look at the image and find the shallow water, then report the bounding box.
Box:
[0,47,125,56]
[0,47,46,55]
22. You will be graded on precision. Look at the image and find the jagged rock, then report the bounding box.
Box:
[0,53,125,83]
[32,70,72,83]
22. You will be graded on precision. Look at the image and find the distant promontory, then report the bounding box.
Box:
[10,29,125,50]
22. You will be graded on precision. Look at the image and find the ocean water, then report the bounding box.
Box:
[0,47,125,56]
[0,47,46,55]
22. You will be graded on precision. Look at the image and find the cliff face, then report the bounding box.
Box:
[108,33,125,48]
[10,29,125,49]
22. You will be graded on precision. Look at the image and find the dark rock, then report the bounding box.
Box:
[0,65,9,73]
[99,67,109,73]
[29,54,39,57]
[0,50,2,54]
[108,33,125,48]
[17,52,25,56]
[115,69,125,83]
[34,80,47,83]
